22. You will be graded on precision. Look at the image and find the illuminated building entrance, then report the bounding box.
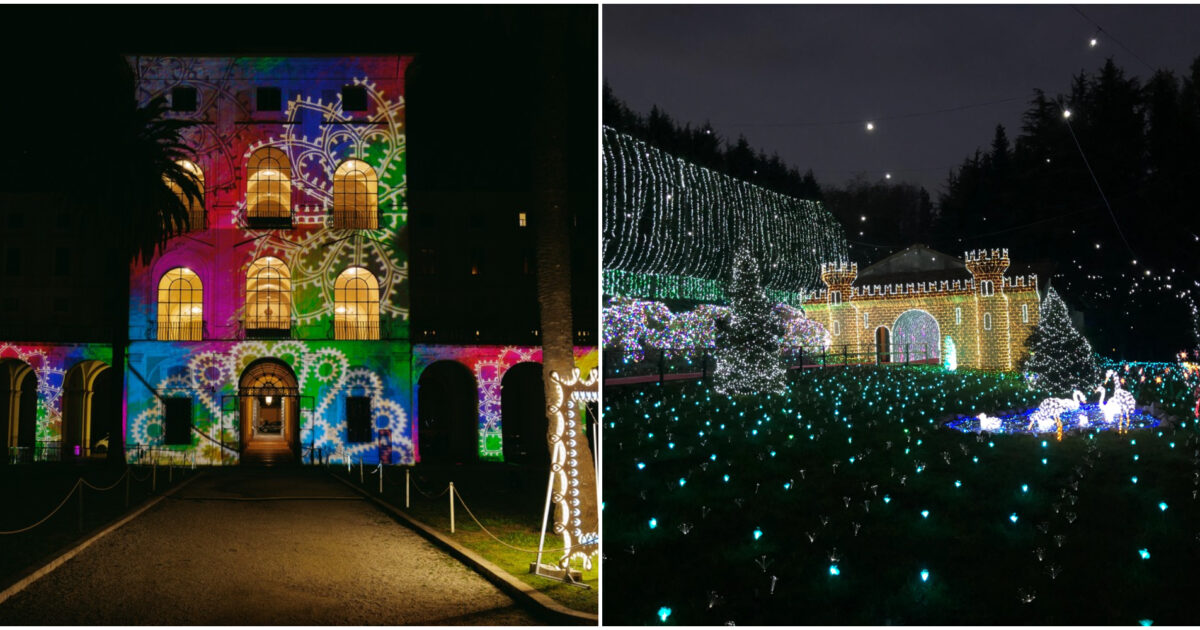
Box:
[238,359,300,465]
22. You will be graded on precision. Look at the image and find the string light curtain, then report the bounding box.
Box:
[165,160,205,231]
[334,267,380,339]
[157,267,203,340]
[246,147,292,227]
[246,256,292,335]
[603,127,849,291]
[333,159,378,229]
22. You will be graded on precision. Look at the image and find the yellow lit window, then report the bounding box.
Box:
[165,160,205,231]
[247,147,292,228]
[158,268,203,340]
[246,257,291,336]
[334,267,380,340]
[333,160,378,229]
[518,212,527,227]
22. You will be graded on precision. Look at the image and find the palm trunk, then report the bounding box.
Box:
[533,7,599,563]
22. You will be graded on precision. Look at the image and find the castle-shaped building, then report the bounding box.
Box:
[803,245,1040,371]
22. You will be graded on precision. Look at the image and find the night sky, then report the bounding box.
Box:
[604,4,1200,195]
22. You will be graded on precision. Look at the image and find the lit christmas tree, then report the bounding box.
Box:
[1022,286,1099,395]
[713,246,786,396]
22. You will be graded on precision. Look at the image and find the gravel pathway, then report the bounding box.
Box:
[0,468,541,625]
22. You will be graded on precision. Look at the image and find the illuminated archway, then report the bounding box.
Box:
[333,159,378,229]
[892,309,940,363]
[501,362,547,466]
[416,361,478,464]
[238,358,300,464]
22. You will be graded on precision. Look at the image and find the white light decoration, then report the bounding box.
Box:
[943,335,958,371]
[602,127,848,292]
[547,367,599,569]
[866,122,875,131]
[1022,287,1099,396]
[712,246,787,396]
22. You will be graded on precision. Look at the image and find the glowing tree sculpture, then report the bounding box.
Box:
[1022,287,1099,396]
[713,246,786,396]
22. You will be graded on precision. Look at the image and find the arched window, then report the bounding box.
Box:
[165,160,205,231]
[983,312,993,331]
[335,267,380,340]
[158,268,203,340]
[247,147,292,228]
[980,280,994,297]
[246,257,291,337]
[333,160,378,229]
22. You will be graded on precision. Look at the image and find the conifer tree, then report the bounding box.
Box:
[713,246,786,396]
[1022,287,1099,395]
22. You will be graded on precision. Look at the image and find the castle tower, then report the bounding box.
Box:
[820,262,858,349]
[964,248,1011,370]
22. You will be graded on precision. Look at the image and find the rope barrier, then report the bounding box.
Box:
[166,495,362,502]
[79,469,129,492]
[0,480,81,536]
[129,467,153,482]
[452,488,595,554]
[409,476,449,499]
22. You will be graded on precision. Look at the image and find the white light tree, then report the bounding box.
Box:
[713,245,786,396]
[1022,286,1099,396]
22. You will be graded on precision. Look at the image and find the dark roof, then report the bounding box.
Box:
[854,244,972,287]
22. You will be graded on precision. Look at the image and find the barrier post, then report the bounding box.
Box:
[450,482,456,533]
[379,465,383,495]
[359,460,364,484]
[77,483,84,532]
[152,460,157,493]
[405,468,411,508]
[169,463,173,485]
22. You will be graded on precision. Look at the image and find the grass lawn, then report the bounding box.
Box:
[603,362,1200,625]
[333,462,598,615]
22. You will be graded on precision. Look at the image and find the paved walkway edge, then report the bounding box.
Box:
[332,474,598,626]
[0,470,204,607]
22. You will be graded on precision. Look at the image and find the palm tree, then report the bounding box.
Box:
[532,8,599,565]
[71,55,201,465]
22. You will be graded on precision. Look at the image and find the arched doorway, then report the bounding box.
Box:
[62,361,112,459]
[416,361,478,464]
[875,326,891,364]
[2,359,37,461]
[893,309,941,363]
[238,359,300,465]
[501,362,547,466]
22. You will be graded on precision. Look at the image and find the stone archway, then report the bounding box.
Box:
[501,362,547,466]
[62,361,112,459]
[2,359,37,459]
[416,360,478,464]
[892,309,941,363]
[238,358,300,465]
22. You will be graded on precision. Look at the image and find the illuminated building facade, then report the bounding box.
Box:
[804,245,1040,371]
[1,55,595,466]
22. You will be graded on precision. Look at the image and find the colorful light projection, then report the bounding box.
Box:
[0,343,112,451]
[125,339,412,465]
[127,56,411,341]
[412,345,598,461]
[602,127,848,291]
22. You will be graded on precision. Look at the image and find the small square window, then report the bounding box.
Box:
[470,249,485,276]
[341,85,367,112]
[171,86,198,112]
[518,212,527,228]
[256,87,282,111]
